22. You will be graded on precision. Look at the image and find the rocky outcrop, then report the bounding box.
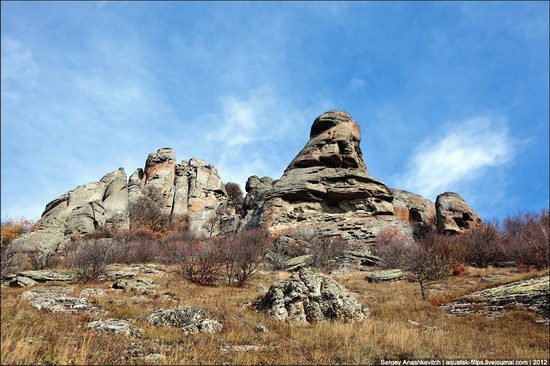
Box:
[365,269,405,283]
[129,151,231,237]
[442,276,549,319]
[436,192,481,234]
[11,168,129,253]
[240,111,415,242]
[256,267,369,323]
[10,110,481,257]
[11,150,232,254]
[147,306,223,334]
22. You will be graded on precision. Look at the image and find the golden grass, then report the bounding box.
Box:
[1,266,548,365]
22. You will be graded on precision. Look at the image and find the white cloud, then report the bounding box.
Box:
[394,116,515,200]
[204,85,335,189]
[350,77,366,90]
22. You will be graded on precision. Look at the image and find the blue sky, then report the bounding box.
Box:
[1,1,548,221]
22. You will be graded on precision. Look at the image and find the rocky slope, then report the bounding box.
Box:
[10,110,480,254]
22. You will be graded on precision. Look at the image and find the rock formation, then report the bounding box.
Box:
[239,111,436,242]
[12,149,232,253]
[256,267,368,323]
[11,168,129,253]
[436,192,481,234]
[9,110,481,257]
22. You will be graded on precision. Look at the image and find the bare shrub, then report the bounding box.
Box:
[458,221,501,268]
[373,228,413,268]
[128,187,172,233]
[501,209,549,269]
[1,248,23,279]
[65,238,122,282]
[170,238,225,286]
[223,229,271,287]
[225,182,244,209]
[376,230,461,299]
[309,235,352,272]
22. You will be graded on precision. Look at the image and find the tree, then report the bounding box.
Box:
[309,235,351,272]
[128,186,171,233]
[1,218,35,279]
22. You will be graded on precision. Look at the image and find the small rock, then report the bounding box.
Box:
[254,323,268,333]
[22,286,102,313]
[80,288,108,298]
[141,353,166,362]
[365,269,404,283]
[9,276,37,288]
[220,344,278,352]
[87,319,140,337]
[112,277,157,292]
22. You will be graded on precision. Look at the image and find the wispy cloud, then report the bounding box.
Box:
[205,86,335,189]
[350,77,366,91]
[394,116,515,200]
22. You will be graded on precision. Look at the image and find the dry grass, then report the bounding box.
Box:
[1,266,548,365]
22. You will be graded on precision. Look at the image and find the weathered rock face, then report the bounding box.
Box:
[436,192,481,234]
[11,168,129,253]
[239,111,424,242]
[256,267,368,323]
[129,150,230,237]
[12,149,232,254]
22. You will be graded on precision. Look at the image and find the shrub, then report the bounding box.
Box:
[376,230,461,299]
[458,221,501,268]
[222,229,271,287]
[171,238,225,286]
[0,218,35,278]
[128,186,172,233]
[501,209,549,269]
[373,228,413,268]
[65,238,123,282]
[225,182,244,208]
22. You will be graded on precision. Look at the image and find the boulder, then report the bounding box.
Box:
[8,276,37,288]
[442,276,549,318]
[147,306,223,334]
[112,277,158,292]
[256,267,369,323]
[436,192,481,234]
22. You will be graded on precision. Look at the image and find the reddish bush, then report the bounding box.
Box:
[222,229,272,286]
[501,209,549,269]
[373,228,414,268]
[128,187,172,234]
[458,221,501,268]
[452,262,466,276]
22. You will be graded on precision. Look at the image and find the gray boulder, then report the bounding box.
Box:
[147,306,223,334]
[256,267,369,323]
